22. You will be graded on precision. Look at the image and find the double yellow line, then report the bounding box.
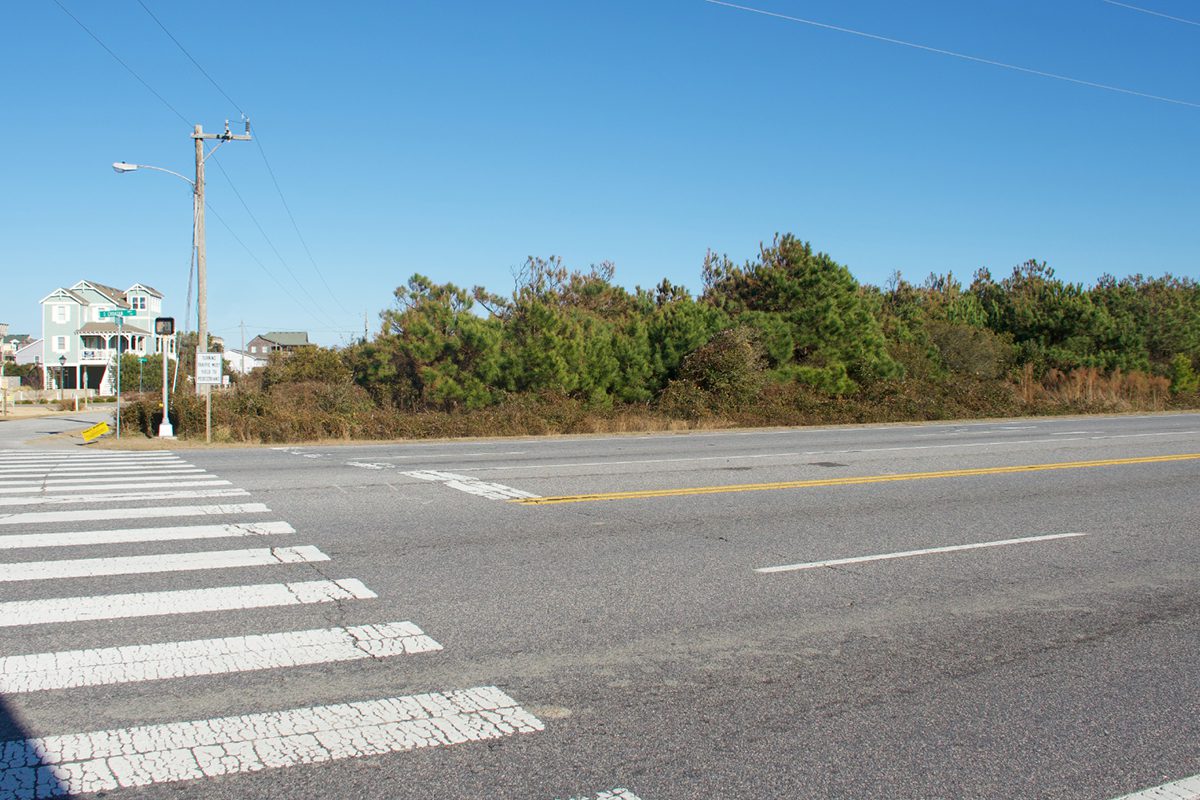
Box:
[511,453,1200,506]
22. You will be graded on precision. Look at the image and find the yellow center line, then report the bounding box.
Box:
[510,453,1200,506]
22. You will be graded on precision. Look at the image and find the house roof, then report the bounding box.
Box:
[2,334,31,345]
[72,280,129,306]
[76,322,150,335]
[40,287,89,305]
[257,331,310,347]
[126,283,163,298]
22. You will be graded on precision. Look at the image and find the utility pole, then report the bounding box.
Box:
[193,120,251,393]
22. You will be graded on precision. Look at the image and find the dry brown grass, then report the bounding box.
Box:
[111,366,1193,446]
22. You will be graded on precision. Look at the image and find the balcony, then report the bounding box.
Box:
[80,349,111,363]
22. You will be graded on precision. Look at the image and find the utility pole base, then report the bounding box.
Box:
[157,421,175,439]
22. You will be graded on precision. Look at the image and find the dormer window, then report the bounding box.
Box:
[130,296,146,311]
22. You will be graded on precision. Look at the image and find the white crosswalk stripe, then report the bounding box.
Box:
[0,449,541,796]
[0,465,201,477]
[0,687,543,796]
[0,478,229,495]
[0,501,271,526]
[0,545,330,582]
[0,469,206,485]
[0,622,442,693]
[0,487,248,507]
[0,578,377,626]
[0,520,294,550]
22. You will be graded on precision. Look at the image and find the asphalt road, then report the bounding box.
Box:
[1,413,1198,799]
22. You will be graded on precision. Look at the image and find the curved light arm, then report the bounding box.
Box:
[112,162,195,187]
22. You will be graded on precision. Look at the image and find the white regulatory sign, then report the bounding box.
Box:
[195,352,223,385]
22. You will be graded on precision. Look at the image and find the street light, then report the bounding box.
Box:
[58,355,65,402]
[113,121,251,403]
[111,162,194,186]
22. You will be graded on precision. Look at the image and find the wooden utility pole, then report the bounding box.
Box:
[192,120,251,393]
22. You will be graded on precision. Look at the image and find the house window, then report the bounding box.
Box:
[52,305,68,323]
[53,336,68,353]
[131,297,146,311]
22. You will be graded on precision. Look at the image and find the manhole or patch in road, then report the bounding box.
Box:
[529,705,573,720]
[808,461,848,468]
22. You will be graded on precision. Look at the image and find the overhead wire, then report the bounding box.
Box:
[133,0,247,113]
[49,0,191,127]
[204,200,330,322]
[253,135,356,317]
[1101,0,1200,27]
[133,0,357,319]
[50,0,348,343]
[207,154,343,329]
[704,0,1200,110]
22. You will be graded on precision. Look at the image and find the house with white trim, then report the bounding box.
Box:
[41,280,175,395]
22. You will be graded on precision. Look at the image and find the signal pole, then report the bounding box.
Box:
[193,120,251,392]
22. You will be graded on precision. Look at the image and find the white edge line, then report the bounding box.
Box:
[755,532,1088,574]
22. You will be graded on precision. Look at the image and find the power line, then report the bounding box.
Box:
[208,154,341,329]
[1102,0,1200,27]
[204,200,331,320]
[704,0,1200,110]
[133,0,356,319]
[133,0,248,113]
[49,0,191,126]
[254,134,355,317]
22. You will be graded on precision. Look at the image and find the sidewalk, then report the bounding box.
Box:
[0,408,114,449]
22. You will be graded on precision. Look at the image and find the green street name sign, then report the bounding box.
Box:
[99,309,137,318]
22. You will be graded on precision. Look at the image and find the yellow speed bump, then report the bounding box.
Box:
[511,452,1200,506]
[80,421,111,444]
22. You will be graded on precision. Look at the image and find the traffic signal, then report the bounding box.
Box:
[155,317,175,336]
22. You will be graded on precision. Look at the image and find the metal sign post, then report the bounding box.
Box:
[195,351,223,444]
[99,308,136,439]
[155,317,176,438]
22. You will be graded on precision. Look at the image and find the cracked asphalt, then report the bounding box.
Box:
[1,412,1198,798]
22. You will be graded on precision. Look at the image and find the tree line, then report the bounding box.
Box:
[334,234,1197,412]
[127,233,1198,440]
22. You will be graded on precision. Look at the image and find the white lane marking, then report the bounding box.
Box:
[444,430,1200,474]
[345,461,394,470]
[0,487,248,508]
[404,470,474,481]
[559,791,643,800]
[0,478,228,495]
[0,622,441,694]
[756,533,1089,574]
[0,545,329,583]
[0,502,271,527]
[0,578,376,626]
[0,686,542,795]
[403,470,538,500]
[0,521,294,550]
[1052,431,1091,435]
[1112,773,1200,799]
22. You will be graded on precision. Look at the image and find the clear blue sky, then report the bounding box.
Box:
[3,0,1197,347]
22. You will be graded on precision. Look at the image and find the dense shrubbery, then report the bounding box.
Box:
[121,234,1200,441]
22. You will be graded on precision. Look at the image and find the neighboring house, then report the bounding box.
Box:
[1,326,33,363]
[15,338,42,366]
[40,280,175,395]
[225,348,268,375]
[245,331,310,356]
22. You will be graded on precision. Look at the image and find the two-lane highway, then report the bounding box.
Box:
[1,413,1197,798]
